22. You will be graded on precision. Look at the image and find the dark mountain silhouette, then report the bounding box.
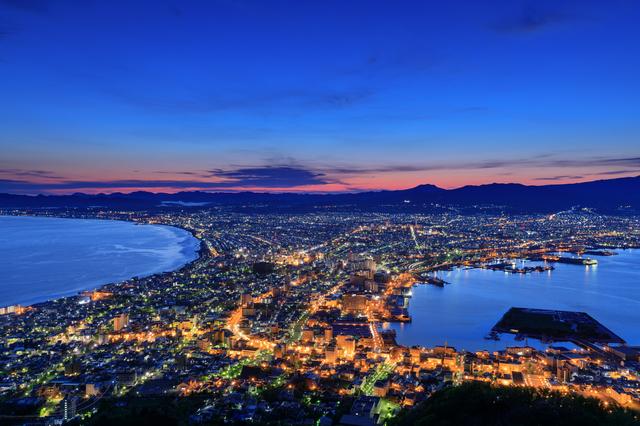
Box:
[0,176,638,214]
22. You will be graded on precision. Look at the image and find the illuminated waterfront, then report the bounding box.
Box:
[383,250,640,352]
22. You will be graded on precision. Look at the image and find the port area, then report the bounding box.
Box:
[490,307,625,345]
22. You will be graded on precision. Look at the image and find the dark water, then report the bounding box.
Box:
[0,215,200,306]
[382,250,640,352]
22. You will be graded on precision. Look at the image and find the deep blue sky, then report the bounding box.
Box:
[1,0,639,194]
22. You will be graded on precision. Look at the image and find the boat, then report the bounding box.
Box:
[553,257,598,265]
[426,277,446,286]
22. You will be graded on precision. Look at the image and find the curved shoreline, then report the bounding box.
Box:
[181,226,209,264]
[0,214,204,308]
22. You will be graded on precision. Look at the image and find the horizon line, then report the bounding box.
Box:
[1,174,638,197]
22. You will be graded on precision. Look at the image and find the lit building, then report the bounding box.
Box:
[373,379,390,397]
[197,337,210,351]
[0,304,20,315]
[98,334,109,345]
[325,326,333,343]
[113,313,129,331]
[302,328,315,342]
[345,338,356,356]
[62,396,77,420]
[325,344,337,364]
[274,343,287,359]
[341,294,368,315]
[241,293,252,305]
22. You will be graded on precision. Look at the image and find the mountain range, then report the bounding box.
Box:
[1,176,639,214]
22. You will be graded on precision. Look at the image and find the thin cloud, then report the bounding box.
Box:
[0,24,15,41]
[0,179,267,192]
[167,4,182,18]
[2,156,639,194]
[0,0,50,14]
[152,171,198,175]
[453,107,491,113]
[548,157,640,168]
[320,91,374,109]
[594,169,640,176]
[352,106,490,122]
[0,166,337,193]
[492,3,581,34]
[324,159,536,175]
[335,44,453,83]
[321,156,640,176]
[0,169,65,179]
[111,86,375,116]
[0,17,20,44]
[0,178,29,184]
[205,166,335,187]
[533,175,584,181]
[215,0,271,15]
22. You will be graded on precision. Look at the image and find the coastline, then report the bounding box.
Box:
[0,214,204,308]
[181,226,209,264]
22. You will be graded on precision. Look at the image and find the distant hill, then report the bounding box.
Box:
[0,176,638,214]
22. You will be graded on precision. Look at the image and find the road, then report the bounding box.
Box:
[523,373,548,388]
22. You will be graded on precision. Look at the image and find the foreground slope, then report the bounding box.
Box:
[389,381,639,426]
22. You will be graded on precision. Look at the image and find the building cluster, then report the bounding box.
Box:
[0,208,638,423]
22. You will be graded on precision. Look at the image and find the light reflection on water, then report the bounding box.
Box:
[0,215,200,306]
[381,250,640,352]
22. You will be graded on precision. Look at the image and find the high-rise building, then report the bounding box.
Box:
[176,355,189,370]
[62,396,77,419]
[325,344,337,364]
[274,343,287,359]
[116,369,137,387]
[113,313,129,331]
[302,328,314,342]
[341,294,368,314]
[241,293,252,305]
[64,360,82,375]
[345,338,356,356]
[0,305,20,315]
[197,337,210,351]
[325,326,333,343]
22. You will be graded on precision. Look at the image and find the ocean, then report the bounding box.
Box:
[0,215,200,307]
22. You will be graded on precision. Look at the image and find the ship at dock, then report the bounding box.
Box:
[417,273,449,286]
[554,257,597,265]
[540,253,598,265]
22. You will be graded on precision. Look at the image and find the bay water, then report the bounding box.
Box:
[0,215,199,307]
[382,250,640,352]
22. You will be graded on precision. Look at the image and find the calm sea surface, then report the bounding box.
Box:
[0,215,199,306]
[382,250,640,352]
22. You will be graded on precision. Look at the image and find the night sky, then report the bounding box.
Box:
[1,0,639,194]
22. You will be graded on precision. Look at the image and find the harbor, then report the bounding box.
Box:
[382,249,640,352]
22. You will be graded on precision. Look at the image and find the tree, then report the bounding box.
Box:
[388,382,640,426]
